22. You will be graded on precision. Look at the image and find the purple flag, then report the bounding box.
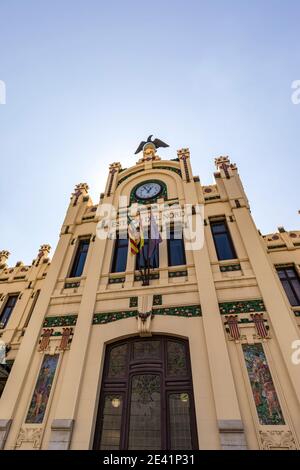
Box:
[148,212,162,259]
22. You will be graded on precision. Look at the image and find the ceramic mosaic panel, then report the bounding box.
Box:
[242,344,285,425]
[26,354,59,424]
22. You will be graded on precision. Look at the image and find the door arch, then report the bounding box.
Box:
[93,335,198,450]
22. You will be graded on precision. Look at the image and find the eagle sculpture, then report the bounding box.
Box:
[134,135,169,154]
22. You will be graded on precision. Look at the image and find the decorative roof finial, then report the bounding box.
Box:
[134,135,169,155]
[0,250,10,268]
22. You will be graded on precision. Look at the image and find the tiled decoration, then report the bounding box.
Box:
[129,297,138,308]
[219,299,266,315]
[153,294,162,306]
[168,271,188,278]
[153,305,201,318]
[93,305,202,325]
[242,344,285,425]
[93,310,138,325]
[26,354,60,424]
[108,277,125,284]
[220,264,241,272]
[43,315,77,328]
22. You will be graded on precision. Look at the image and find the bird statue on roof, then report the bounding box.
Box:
[134,135,169,155]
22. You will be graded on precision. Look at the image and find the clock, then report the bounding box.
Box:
[135,182,163,200]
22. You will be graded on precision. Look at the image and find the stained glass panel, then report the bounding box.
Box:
[108,344,128,378]
[242,344,285,425]
[128,374,161,450]
[169,393,192,450]
[167,341,187,377]
[133,341,160,361]
[100,395,123,450]
[26,354,59,424]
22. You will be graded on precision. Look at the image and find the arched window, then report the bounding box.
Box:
[93,336,198,450]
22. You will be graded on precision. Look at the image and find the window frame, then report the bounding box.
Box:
[111,233,129,274]
[276,265,300,306]
[210,218,237,261]
[167,227,186,267]
[0,294,19,329]
[69,237,90,278]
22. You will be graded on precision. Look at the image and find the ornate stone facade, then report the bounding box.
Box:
[0,148,299,450]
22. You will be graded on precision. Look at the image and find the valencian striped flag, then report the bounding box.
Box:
[128,215,144,255]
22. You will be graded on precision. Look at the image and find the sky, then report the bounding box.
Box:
[0,0,299,265]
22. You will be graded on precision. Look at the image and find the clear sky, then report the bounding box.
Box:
[0,0,299,265]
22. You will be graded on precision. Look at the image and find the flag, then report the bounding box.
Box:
[128,215,144,255]
[148,212,162,259]
[128,216,140,255]
[139,212,145,251]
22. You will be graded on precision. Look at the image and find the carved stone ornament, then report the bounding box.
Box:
[136,311,153,337]
[72,183,89,205]
[0,250,10,266]
[138,311,151,322]
[214,156,237,175]
[136,295,153,337]
[109,162,122,173]
[15,427,43,449]
[177,148,190,160]
[37,244,51,259]
[259,430,297,450]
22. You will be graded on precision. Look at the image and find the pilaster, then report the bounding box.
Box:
[180,150,247,449]
[47,233,109,449]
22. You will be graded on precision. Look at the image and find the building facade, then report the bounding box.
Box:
[0,145,300,450]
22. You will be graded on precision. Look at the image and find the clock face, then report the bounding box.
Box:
[135,182,162,200]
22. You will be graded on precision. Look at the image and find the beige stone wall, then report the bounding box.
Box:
[0,150,299,450]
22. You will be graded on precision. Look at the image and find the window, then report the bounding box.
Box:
[210,220,237,260]
[167,229,186,266]
[0,295,18,329]
[277,267,300,306]
[93,336,198,450]
[24,289,40,327]
[69,238,90,278]
[136,239,159,270]
[111,234,128,273]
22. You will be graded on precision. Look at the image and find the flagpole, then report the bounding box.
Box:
[147,215,151,285]
[141,209,150,286]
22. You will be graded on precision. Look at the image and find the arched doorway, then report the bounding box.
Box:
[93,336,198,450]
